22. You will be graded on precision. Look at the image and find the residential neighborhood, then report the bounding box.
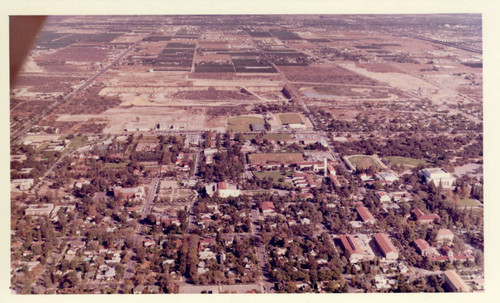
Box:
[9,13,484,295]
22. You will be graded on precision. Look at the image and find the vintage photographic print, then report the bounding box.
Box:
[8,6,488,297]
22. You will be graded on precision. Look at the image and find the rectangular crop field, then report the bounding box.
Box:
[227,116,264,132]
[278,113,303,124]
[248,153,304,165]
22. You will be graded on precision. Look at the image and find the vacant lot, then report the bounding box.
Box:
[385,156,430,167]
[248,153,304,166]
[40,47,113,62]
[227,116,264,132]
[172,88,258,101]
[347,155,383,170]
[279,65,380,86]
[278,113,303,124]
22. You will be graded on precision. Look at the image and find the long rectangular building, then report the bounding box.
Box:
[356,206,376,224]
[373,232,398,260]
[339,234,364,263]
[443,270,470,292]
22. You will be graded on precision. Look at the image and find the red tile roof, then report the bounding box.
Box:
[339,234,363,256]
[356,206,376,223]
[373,233,398,256]
[414,239,431,252]
[261,201,275,212]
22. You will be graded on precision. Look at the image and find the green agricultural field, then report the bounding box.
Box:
[385,156,430,167]
[278,113,303,124]
[348,155,382,170]
[458,198,482,207]
[248,152,304,165]
[253,171,293,186]
[227,116,265,132]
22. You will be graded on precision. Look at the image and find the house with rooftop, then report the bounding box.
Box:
[413,239,434,257]
[376,171,398,183]
[411,208,441,224]
[113,186,144,200]
[375,191,391,203]
[25,203,55,216]
[11,179,34,191]
[436,228,454,244]
[261,201,276,215]
[217,181,240,198]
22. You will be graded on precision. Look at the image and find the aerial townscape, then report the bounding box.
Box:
[9,14,483,295]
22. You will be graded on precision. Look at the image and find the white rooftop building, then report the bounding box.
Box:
[419,168,455,188]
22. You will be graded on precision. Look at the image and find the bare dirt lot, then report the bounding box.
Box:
[39,47,114,62]
[279,64,381,86]
[172,87,259,101]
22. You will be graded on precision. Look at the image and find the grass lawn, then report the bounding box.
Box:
[68,135,87,148]
[253,171,292,186]
[227,116,265,132]
[385,156,430,167]
[37,142,49,152]
[348,155,382,170]
[278,113,303,124]
[458,198,482,207]
[248,152,304,165]
[242,133,292,141]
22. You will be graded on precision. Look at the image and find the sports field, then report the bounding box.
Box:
[348,155,382,170]
[278,113,303,124]
[227,116,265,132]
[385,156,430,167]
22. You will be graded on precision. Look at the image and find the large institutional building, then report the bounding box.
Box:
[443,270,470,292]
[418,168,456,188]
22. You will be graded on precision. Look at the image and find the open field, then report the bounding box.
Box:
[458,198,482,208]
[39,47,114,62]
[384,156,431,167]
[67,135,87,148]
[248,153,304,166]
[227,115,265,132]
[279,64,380,86]
[253,171,292,186]
[346,155,383,171]
[278,113,303,124]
